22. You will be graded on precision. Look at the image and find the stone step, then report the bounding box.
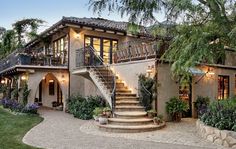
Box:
[115,111,147,119]
[116,96,139,101]
[104,82,125,88]
[115,89,132,93]
[116,93,137,97]
[98,123,165,133]
[116,106,145,112]
[108,118,153,126]
[116,100,140,106]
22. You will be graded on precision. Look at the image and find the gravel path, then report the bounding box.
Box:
[23,109,228,149]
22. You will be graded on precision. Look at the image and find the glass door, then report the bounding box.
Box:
[84,36,118,65]
[179,83,192,118]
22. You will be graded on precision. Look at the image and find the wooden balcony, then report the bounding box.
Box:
[114,41,165,63]
[0,50,68,74]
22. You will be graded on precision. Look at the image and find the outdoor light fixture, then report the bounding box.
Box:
[195,67,214,84]
[207,68,215,75]
[146,65,154,77]
[49,79,54,83]
[21,75,27,80]
[61,75,66,83]
[1,80,5,84]
[75,32,81,39]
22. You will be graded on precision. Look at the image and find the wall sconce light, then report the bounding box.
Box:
[75,33,80,39]
[49,79,54,83]
[207,68,215,75]
[146,65,154,77]
[195,67,214,84]
[21,75,27,81]
[61,75,66,83]
[1,80,5,84]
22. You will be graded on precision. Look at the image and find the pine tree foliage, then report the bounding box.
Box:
[89,0,236,82]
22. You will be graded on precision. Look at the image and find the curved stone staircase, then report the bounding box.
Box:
[91,67,165,133]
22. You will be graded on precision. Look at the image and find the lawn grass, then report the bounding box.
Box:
[0,107,43,149]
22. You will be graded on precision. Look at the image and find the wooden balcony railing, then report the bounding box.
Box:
[114,41,162,63]
[0,50,68,73]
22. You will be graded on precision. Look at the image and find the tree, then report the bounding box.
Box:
[0,18,44,58]
[89,0,236,82]
[12,18,45,47]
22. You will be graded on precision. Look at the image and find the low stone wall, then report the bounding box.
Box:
[196,120,236,148]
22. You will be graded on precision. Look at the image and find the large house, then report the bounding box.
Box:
[1,17,236,132]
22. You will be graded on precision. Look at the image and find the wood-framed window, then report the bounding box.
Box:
[218,75,229,100]
[52,35,69,65]
[84,35,118,64]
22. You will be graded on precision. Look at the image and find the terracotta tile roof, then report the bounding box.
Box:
[62,17,151,36]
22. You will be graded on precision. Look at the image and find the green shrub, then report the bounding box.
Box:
[93,107,103,116]
[138,74,155,111]
[166,97,188,121]
[67,95,107,120]
[200,97,236,131]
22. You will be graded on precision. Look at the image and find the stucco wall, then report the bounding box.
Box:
[27,69,69,109]
[193,66,236,100]
[157,64,236,119]
[157,63,179,120]
[111,59,156,94]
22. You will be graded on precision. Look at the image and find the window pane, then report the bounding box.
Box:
[93,38,101,56]
[218,76,229,100]
[103,39,111,64]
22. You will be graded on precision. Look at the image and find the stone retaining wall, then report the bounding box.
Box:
[196,120,236,148]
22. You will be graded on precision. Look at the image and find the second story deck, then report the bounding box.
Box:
[0,48,68,75]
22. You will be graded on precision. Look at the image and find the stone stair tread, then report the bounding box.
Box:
[99,124,160,129]
[116,93,136,95]
[116,100,139,104]
[109,118,152,123]
[116,96,139,99]
[116,89,131,91]
[116,106,144,109]
[115,111,147,116]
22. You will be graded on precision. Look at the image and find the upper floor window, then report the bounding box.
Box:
[218,75,229,100]
[53,36,69,65]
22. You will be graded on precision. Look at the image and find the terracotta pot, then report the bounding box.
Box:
[173,113,181,122]
[105,111,112,118]
[153,119,161,125]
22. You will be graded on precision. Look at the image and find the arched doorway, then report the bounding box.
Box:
[34,73,63,110]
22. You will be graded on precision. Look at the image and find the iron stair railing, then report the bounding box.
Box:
[75,46,116,114]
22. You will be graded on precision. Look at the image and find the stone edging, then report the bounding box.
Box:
[196,119,236,148]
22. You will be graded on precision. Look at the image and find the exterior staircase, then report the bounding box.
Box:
[90,67,165,133]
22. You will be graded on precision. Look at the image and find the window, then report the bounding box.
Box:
[218,75,229,100]
[84,36,118,64]
[49,80,55,95]
[52,36,68,65]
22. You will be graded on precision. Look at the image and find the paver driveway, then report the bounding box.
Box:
[23,109,227,149]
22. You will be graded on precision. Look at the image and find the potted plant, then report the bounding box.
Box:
[147,109,156,118]
[93,107,103,121]
[98,113,108,125]
[103,107,112,118]
[166,97,188,122]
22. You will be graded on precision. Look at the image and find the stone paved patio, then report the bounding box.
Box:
[23,109,229,149]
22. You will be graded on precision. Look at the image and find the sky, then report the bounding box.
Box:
[0,0,130,32]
